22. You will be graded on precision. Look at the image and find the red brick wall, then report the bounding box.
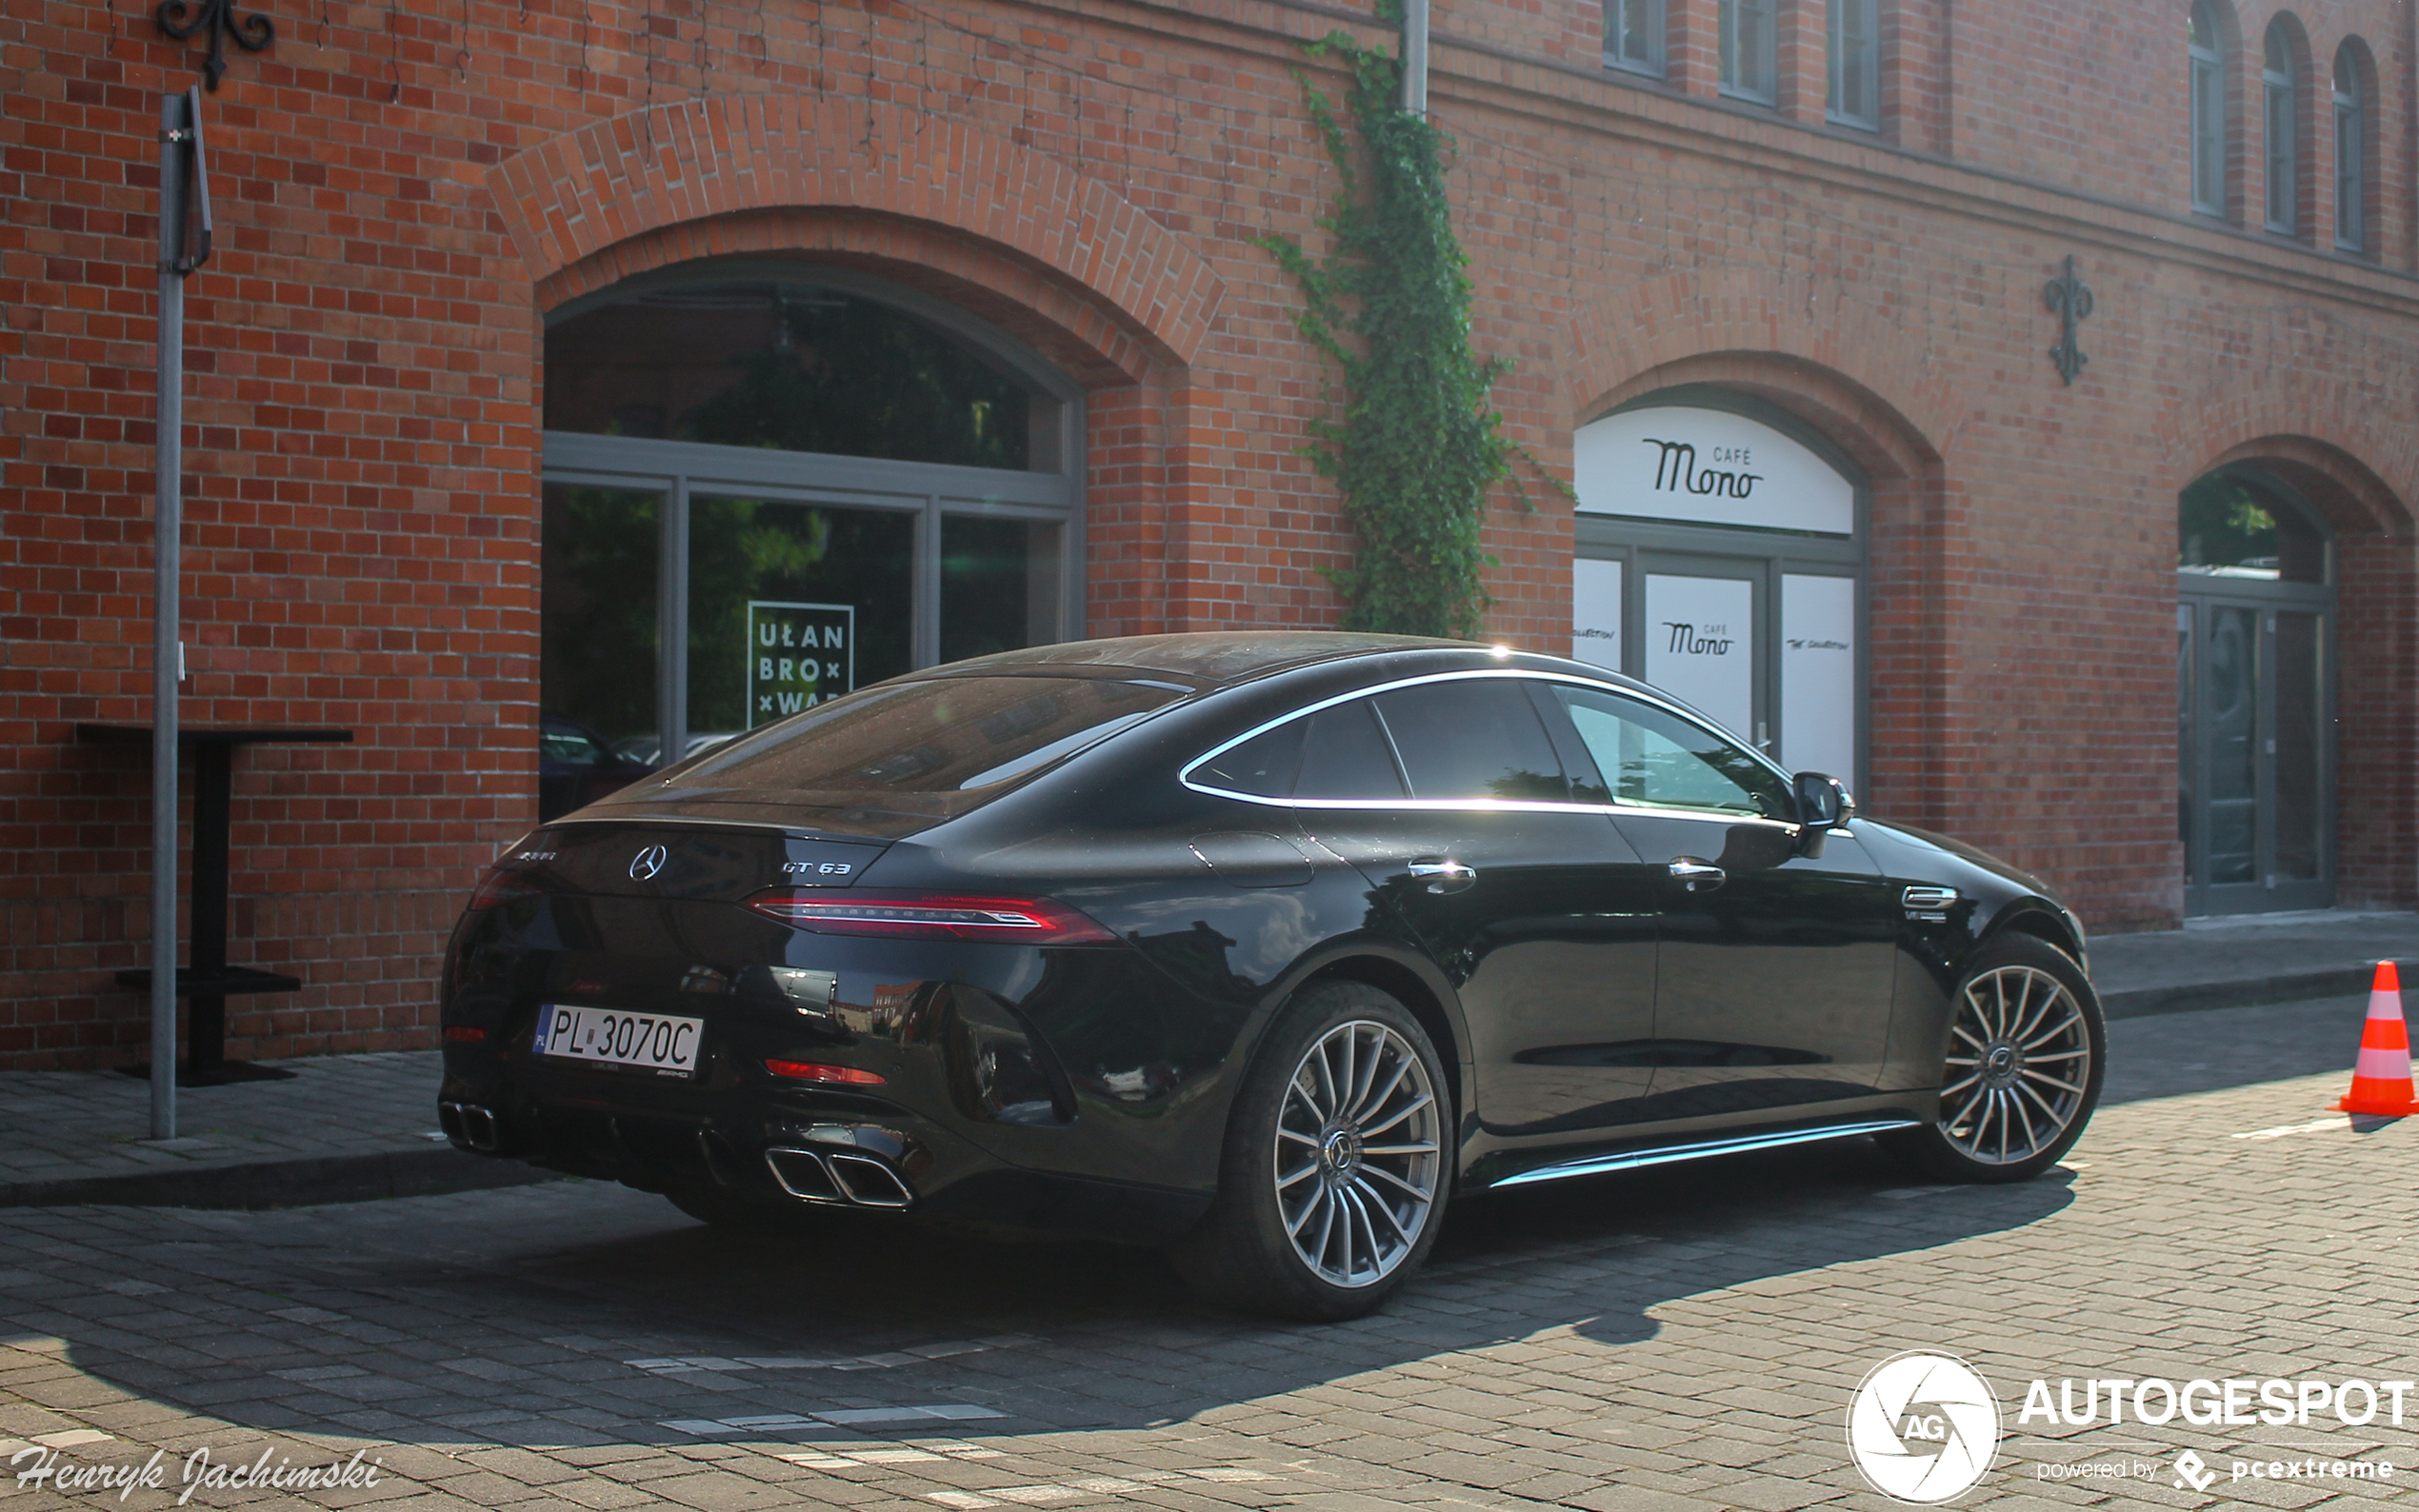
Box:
[3,0,2416,1066]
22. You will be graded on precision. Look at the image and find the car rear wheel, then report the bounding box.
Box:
[1170,980,1449,1321]
[1881,932,2105,1183]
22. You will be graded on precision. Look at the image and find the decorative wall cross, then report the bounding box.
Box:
[2043,255,2094,386]
[157,0,275,91]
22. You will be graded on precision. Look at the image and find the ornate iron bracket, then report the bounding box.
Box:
[2043,254,2094,386]
[157,0,274,91]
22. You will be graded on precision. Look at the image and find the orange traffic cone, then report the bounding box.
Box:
[2337,962,2419,1116]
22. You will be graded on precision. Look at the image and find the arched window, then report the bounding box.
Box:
[1605,0,1666,77]
[2333,45,2369,253]
[1828,0,1880,129]
[536,265,1083,813]
[2189,2,2225,215]
[2263,18,2300,234]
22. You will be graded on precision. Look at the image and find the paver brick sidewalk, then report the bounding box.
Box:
[0,1050,544,1208]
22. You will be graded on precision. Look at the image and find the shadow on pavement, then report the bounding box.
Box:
[32,993,2387,1449]
[24,1130,2071,1448]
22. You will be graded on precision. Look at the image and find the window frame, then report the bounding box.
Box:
[1181,669,1804,826]
[1719,0,1779,104]
[1826,0,1881,129]
[2263,19,2300,236]
[2188,1,2226,216]
[1604,0,1668,79]
[2333,47,2368,253]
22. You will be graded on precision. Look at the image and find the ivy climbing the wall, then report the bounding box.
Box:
[1264,12,1561,639]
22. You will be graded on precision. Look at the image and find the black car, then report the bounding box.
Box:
[440,633,2104,1319]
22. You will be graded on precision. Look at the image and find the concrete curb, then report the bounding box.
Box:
[2101,965,2392,1020]
[0,1145,564,1210]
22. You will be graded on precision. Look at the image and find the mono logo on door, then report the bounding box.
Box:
[1644,573,1754,740]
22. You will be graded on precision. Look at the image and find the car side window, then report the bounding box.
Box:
[1369,680,1569,803]
[1551,686,1789,818]
[1293,700,1409,801]
[1192,718,1307,798]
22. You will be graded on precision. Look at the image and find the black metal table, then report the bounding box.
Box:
[77,724,354,1085]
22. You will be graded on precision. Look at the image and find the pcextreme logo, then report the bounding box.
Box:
[1846,1351,2002,1504]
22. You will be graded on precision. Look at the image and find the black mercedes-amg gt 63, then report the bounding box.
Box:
[438,632,2104,1319]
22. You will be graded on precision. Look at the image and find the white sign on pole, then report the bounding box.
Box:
[1574,407,1854,535]
[1781,573,1857,782]
[1644,574,1754,741]
[1571,558,1623,671]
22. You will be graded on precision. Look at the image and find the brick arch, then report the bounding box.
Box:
[2154,377,2416,537]
[486,95,1224,373]
[1559,269,1965,472]
[1556,269,1970,837]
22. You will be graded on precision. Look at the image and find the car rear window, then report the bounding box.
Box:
[674,675,1187,803]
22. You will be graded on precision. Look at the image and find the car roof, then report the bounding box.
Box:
[928,631,1477,687]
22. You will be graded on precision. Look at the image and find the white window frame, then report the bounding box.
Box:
[1605,0,1667,78]
[1719,0,1777,103]
[1827,0,1880,129]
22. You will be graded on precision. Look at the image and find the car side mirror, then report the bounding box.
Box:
[1792,772,1854,855]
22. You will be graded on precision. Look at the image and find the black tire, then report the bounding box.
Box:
[1880,932,2106,1183]
[664,1184,837,1235]
[1169,979,1450,1322]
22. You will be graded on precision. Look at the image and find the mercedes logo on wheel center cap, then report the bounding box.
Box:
[628,844,669,882]
[1846,1351,2000,1504]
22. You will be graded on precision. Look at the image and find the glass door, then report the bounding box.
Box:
[1639,553,1767,752]
[2179,591,2333,914]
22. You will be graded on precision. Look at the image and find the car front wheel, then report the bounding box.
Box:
[1882,932,2106,1183]
[1170,980,1449,1321]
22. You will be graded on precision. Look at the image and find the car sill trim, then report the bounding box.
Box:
[1489,1116,1923,1188]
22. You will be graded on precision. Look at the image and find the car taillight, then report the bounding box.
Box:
[765,1059,887,1085]
[467,868,542,909]
[444,1025,488,1044]
[746,890,1115,944]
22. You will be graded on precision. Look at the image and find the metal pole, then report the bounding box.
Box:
[150,90,188,1140]
[1400,0,1429,115]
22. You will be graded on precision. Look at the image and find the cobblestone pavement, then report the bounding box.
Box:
[2,993,2411,1511]
[0,1052,442,1190]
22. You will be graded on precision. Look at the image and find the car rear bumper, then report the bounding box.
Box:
[434,1064,1212,1243]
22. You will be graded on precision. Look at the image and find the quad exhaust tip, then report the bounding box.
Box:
[438,1101,502,1152]
[765,1146,914,1208]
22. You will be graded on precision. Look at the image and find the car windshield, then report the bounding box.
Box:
[662,674,1188,807]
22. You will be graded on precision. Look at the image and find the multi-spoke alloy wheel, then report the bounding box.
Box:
[1273,1020,1441,1288]
[1941,964,2091,1164]
[1882,932,2106,1184]
[1170,980,1451,1320]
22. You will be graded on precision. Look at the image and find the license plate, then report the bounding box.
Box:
[531,1005,703,1078]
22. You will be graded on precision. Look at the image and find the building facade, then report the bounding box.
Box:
[4,0,2414,1066]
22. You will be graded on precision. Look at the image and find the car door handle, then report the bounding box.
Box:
[1408,860,1476,894]
[1669,858,1726,892]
